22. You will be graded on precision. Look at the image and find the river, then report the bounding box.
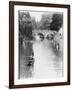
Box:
[33,39,63,79]
[19,30,63,79]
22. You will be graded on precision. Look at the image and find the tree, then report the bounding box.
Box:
[19,11,33,41]
[38,13,52,30]
[31,17,37,30]
[50,13,63,32]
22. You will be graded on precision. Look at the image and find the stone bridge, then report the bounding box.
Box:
[32,29,57,39]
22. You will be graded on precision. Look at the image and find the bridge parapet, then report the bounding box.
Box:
[32,30,57,38]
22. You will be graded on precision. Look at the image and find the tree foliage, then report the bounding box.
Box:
[31,17,37,30]
[37,14,52,30]
[19,11,33,42]
[50,13,63,31]
[19,12,63,44]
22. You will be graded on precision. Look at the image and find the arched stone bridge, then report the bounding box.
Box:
[32,29,57,40]
[32,29,55,37]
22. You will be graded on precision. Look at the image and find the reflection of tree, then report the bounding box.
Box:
[50,13,63,32]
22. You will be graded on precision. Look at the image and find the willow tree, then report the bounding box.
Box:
[19,11,33,42]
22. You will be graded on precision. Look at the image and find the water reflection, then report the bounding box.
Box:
[33,40,63,78]
[19,30,63,79]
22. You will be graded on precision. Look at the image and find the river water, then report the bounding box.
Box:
[19,31,63,79]
[33,39,63,79]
